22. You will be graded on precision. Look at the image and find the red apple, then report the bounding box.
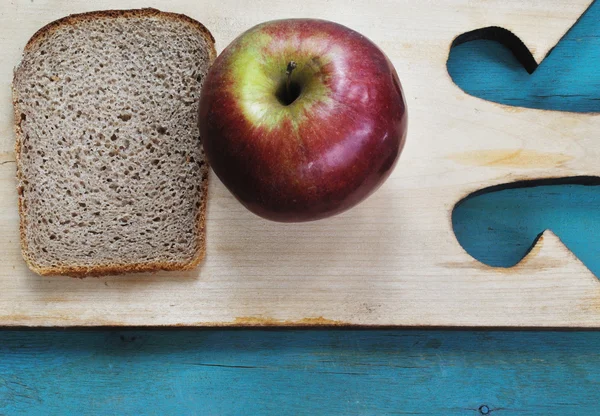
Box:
[199,19,407,222]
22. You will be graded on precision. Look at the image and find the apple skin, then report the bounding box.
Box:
[199,19,407,222]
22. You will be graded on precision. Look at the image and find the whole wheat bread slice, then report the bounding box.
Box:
[12,9,216,277]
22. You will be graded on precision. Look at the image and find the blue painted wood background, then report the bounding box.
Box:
[2,330,600,415]
[3,2,600,415]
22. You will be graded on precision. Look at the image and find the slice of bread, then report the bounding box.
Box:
[12,9,216,277]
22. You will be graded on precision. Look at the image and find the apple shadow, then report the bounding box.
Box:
[211,182,410,315]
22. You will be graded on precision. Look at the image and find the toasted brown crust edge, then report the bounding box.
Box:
[13,8,216,278]
[23,8,216,59]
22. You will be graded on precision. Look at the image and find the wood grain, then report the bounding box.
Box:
[0,0,597,327]
[2,329,600,414]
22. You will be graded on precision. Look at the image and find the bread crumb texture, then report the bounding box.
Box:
[13,9,215,276]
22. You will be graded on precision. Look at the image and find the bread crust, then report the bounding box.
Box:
[13,8,216,277]
[22,8,216,59]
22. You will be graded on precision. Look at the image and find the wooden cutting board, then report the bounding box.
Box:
[0,0,597,327]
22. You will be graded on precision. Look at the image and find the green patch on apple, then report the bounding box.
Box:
[227,28,334,131]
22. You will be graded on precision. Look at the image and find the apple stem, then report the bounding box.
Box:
[286,61,297,102]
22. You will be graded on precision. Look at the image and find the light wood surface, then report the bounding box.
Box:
[0,0,597,327]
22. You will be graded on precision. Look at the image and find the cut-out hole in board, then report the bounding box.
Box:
[450,1,600,277]
[453,178,600,277]
[447,0,600,112]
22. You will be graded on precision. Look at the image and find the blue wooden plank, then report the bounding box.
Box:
[2,330,600,415]
[447,1,600,113]
[453,182,600,275]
